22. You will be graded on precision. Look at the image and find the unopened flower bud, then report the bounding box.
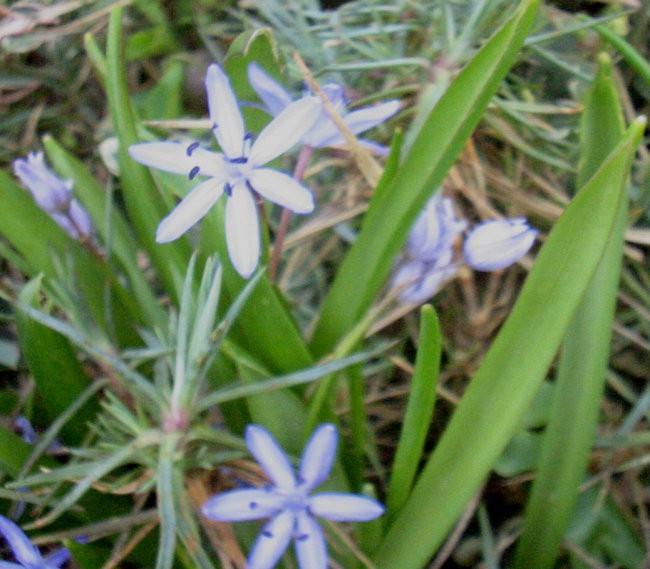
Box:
[464,218,537,271]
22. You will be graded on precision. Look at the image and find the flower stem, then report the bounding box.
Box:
[269,145,314,281]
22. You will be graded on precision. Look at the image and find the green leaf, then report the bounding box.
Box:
[106,7,189,301]
[15,277,96,445]
[386,305,441,519]
[513,52,627,569]
[310,0,540,356]
[42,135,166,329]
[373,116,645,569]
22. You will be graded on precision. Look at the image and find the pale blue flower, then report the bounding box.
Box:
[129,64,321,278]
[13,152,93,242]
[0,515,70,569]
[464,218,537,271]
[248,62,400,156]
[392,197,466,304]
[202,424,384,569]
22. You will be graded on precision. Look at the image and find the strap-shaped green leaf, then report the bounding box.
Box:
[514,53,628,569]
[373,115,645,569]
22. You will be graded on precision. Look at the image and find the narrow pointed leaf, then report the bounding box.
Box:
[514,53,627,569]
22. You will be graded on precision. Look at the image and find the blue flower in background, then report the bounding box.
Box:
[13,152,93,242]
[0,515,70,569]
[202,424,384,569]
[394,197,538,304]
[129,64,321,278]
[463,218,538,271]
[392,197,467,304]
[248,62,400,155]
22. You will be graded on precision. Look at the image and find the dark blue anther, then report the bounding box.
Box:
[230,157,248,164]
[296,533,309,541]
[189,166,200,180]
[262,530,274,538]
[249,502,258,509]
[186,142,200,156]
[224,182,233,197]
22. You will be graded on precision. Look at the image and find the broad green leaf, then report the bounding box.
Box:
[15,277,96,445]
[310,0,540,356]
[373,116,645,569]
[514,53,627,569]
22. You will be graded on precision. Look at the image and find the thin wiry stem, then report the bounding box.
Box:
[269,144,314,281]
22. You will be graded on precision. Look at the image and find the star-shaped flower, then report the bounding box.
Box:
[0,515,70,569]
[248,62,400,156]
[129,64,321,278]
[202,424,384,569]
[13,152,93,242]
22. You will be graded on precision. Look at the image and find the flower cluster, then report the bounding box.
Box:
[202,424,384,569]
[129,63,398,278]
[0,515,70,569]
[13,152,93,242]
[393,196,538,304]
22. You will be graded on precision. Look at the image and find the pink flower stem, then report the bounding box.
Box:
[269,145,314,281]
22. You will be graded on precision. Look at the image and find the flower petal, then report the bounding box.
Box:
[225,184,261,278]
[248,63,293,116]
[309,493,385,521]
[128,142,225,178]
[294,512,327,569]
[0,561,23,568]
[464,218,537,271]
[156,178,224,242]
[249,96,321,166]
[342,100,400,135]
[202,488,284,521]
[247,169,314,213]
[309,100,400,148]
[68,200,94,240]
[0,515,44,567]
[245,425,296,490]
[205,64,245,159]
[44,546,71,568]
[299,424,337,491]
[13,152,71,212]
[247,511,295,569]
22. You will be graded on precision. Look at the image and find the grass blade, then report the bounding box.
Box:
[513,52,627,569]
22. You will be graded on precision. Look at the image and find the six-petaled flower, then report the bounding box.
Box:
[202,424,384,569]
[129,63,321,278]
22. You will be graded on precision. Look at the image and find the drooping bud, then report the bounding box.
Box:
[463,218,537,271]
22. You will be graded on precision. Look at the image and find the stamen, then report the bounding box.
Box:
[186,142,200,156]
[249,502,258,509]
[189,166,200,180]
[224,182,233,197]
[296,533,309,541]
[262,530,274,538]
[230,157,248,164]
